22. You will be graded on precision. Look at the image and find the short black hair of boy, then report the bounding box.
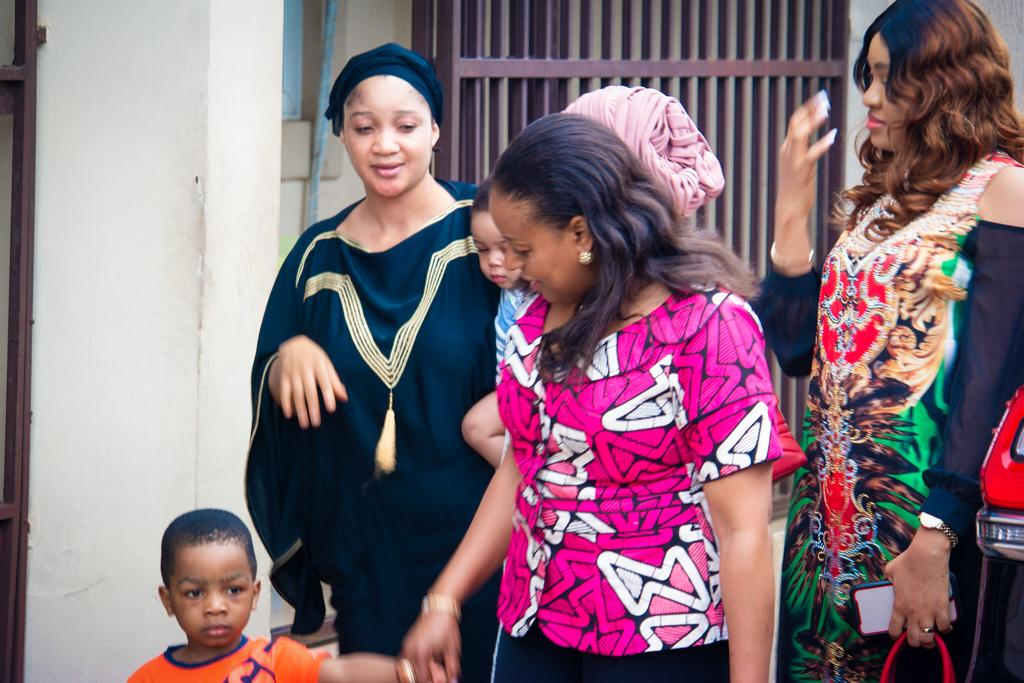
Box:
[472,178,491,213]
[160,508,258,587]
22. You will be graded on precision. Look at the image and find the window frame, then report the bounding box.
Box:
[282,0,304,120]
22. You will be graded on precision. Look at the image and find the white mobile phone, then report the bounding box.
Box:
[851,578,960,637]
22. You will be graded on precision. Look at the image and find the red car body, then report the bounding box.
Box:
[969,387,1024,682]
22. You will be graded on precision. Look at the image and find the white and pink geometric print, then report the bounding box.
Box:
[495,291,782,656]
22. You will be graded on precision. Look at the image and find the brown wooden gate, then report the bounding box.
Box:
[0,1,37,679]
[414,0,849,505]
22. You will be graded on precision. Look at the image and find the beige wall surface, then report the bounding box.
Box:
[27,1,281,679]
[978,0,1024,104]
[280,0,411,236]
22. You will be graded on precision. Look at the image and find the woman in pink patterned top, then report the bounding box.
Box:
[400,114,781,683]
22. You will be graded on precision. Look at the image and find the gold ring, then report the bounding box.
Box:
[397,658,417,683]
[921,626,934,634]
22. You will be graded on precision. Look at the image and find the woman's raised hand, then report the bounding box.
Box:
[400,612,462,683]
[773,91,837,275]
[268,335,348,429]
[777,90,837,222]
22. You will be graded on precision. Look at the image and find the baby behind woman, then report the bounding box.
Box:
[462,179,526,466]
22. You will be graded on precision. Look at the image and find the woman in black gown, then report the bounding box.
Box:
[246,43,500,681]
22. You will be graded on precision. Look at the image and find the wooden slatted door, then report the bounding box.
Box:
[413,0,849,505]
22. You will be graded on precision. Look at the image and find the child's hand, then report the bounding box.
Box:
[318,652,400,683]
[269,335,348,429]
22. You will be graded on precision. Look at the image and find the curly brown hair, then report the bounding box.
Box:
[844,0,1024,240]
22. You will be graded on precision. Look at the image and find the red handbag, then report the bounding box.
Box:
[880,633,956,683]
[772,407,808,481]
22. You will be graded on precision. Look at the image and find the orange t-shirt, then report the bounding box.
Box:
[127,635,327,682]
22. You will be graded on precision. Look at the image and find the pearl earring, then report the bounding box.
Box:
[578,250,593,265]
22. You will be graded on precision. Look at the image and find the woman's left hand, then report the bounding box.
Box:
[884,528,954,648]
[400,612,461,683]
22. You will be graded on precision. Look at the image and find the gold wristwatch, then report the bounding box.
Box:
[421,593,461,623]
[919,512,959,548]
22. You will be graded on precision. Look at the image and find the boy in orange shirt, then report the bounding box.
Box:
[128,509,396,682]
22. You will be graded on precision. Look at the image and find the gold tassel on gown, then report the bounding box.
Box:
[302,235,478,479]
[375,391,397,477]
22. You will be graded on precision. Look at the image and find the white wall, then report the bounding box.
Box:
[978,0,1024,106]
[27,1,281,679]
[200,3,283,505]
[280,0,411,236]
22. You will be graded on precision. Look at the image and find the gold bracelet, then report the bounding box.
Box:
[770,241,814,272]
[422,593,461,622]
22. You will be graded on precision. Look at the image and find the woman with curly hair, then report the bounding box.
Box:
[761,1,1024,680]
[401,113,782,682]
[247,43,501,681]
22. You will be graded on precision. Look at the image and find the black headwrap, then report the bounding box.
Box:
[324,42,444,135]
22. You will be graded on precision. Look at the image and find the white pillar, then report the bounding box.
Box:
[27,1,281,679]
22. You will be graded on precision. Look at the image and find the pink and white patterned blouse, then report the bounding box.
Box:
[495,289,782,656]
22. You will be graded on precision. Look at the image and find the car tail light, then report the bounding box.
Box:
[977,510,1024,561]
[977,516,1024,546]
[980,387,1024,510]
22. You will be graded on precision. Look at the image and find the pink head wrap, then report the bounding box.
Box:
[564,86,724,216]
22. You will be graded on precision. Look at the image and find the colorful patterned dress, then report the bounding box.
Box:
[768,153,1024,682]
[495,290,782,657]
